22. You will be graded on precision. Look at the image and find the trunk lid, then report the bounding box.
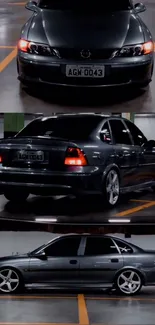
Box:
[0,136,78,170]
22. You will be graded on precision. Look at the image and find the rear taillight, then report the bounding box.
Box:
[64,147,88,166]
[0,156,3,163]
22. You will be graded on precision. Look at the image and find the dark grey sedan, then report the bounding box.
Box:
[17,0,154,88]
[1,114,155,207]
[0,234,155,295]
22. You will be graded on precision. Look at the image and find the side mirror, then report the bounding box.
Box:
[134,3,146,13]
[25,1,38,12]
[144,140,155,149]
[35,251,47,260]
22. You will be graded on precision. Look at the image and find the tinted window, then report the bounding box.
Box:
[125,120,147,146]
[109,119,132,145]
[16,116,103,141]
[114,239,133,254]
[84,237,118,255]
[100,122,112,143]
[39,0,131,10]
[44,237,81,256]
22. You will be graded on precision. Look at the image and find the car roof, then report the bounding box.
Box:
[47,233,124,243]
[34,113,124,122]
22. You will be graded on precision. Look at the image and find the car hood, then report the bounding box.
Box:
[0,254,28,262]
[28,10,144,49]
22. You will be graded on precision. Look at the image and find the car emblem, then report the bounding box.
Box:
[80,49,91,59]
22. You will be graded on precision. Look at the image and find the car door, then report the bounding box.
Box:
[124,119,155,184]
[108,118,139,187]
[28,236,82,284]
[79,236,123,284]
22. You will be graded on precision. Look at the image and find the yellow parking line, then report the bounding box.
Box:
[115,200,155,217]
[86,296,155,302]
[78,294,89,325]
[0,47,17,73]
[0,46,16,49]
[130,199,153,203]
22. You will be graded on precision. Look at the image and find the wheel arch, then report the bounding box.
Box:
[102,164,121,184]
[0,265,24,281]
[113,266,146,285]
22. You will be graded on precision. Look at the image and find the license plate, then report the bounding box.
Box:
[16,150,44,162]
[66,65,105,78]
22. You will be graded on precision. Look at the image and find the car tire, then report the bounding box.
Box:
[102,169,120,207]
[0,268,24,294]
[115,269,142,296]
[4,190,29,202]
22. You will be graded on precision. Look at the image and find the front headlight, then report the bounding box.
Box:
[113,41,154,57]
[18,39,61,58]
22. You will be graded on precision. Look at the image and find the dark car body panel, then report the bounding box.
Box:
[1,235,155,289]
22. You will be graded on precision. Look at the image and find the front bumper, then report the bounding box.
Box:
[17,52,154,87]
[0,167,102,195]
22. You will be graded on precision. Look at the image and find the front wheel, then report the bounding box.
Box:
[115,270,142,295]
[102,169,120,207]
[4,190,29,202]
[0,268,24,294]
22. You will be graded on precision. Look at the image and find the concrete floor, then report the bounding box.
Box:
[0,188,155,224]
[0,0,154,113]
[1,289,155,325]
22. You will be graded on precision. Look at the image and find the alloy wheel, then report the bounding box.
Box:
[0,269,20,293]
[106,170,120,205]
[117,270,141,295]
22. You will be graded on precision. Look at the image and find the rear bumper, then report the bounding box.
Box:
[17,53,154,88]
[0,167,102,195]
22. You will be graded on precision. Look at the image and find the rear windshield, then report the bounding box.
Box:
[16,115,104,140]
[38,0,132,10]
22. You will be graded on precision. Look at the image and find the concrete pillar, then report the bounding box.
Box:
[4,113,24,138]
[121,112,135,122]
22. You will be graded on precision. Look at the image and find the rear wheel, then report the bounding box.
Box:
[115,270,142,295]
[4,190,29,202]
[102,169,120,207]
[0,268,24,294]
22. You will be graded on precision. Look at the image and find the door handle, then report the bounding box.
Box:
[69,260,78,265]
[111,258,119,263]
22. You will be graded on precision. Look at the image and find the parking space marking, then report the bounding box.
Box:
[86,296,155,302]
[78,294,89,325]
[115,200,155,217]
[0,48,17,73]
[130,199,153,203]
[0,46,16,49]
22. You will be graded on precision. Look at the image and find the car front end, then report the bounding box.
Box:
[17,4,154,88]
[17,39,154,88]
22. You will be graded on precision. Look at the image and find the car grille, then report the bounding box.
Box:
[57,48,114,60]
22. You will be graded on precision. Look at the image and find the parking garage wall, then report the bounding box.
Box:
[134,114,155,140]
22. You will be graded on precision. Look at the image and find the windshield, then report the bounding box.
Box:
[16,115,104,141]
[38,0,132,10]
